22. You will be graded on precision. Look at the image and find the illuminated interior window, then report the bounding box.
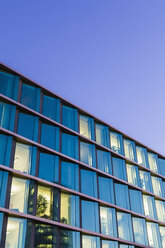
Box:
[148,152,159,173]
[110,132,123,155]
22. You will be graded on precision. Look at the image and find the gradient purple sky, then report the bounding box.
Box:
[1,1,165,154]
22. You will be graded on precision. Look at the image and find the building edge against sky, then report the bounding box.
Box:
[0,62,165,247]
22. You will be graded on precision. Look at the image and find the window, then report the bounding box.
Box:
[42,94,60,122]
[36,185,58,221]
[81,169,97,198]
[126,163,140,187]
[62,105,78,131]
[151,176,164,197]
[132,217,148,245]
[160,226,165,248]
[0,134,12,167]
[41,123,59,151]
[102,240,118,248]
[18,112,39,141]
[13,142,37,175]
[136,146,148,168]
[148,152,159,173]
[96,123,109,147]
[143,194,157,220]
[60,230,80,248]
[159,158,165,177]
[146,222,161,248]
[5,217,27,248]
[61,161,79,191]
[0,71,19,100]
[124,139,136,162]
[117,212,133,242]
[80,142,96,167]
[0,101,16,131]
[139,170,153,192]
[82,235,100,248]
[98,177,114,204]
[129,189,144,215]
[21,83,41,111]
[81,200,99,232]
[61,133,78,160]
[155,200,165,222]
[115,183,130,210]
[119,246,134,248]
[110,132,123,155]
[9,177,30,213]
[97,150,112,174]
[61,193,79,227]
[0,170,8,207]
[39,152,59,182]
[112,157,126,181]
[35,224,58,247]
[79,115,95,140]
[0,213,3,243]
[100,206,117,237]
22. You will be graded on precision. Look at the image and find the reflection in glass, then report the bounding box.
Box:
[139,170,153,192]
[112,157,126,181]
[62,105,78,131]
[126,163,140,187]
[60,230,80,248]
[115,183,130,210]
[0,134,12,167]
[61,193,79,227]
[110,132,123,155]
[79,115,94,140]
[136,146,148,168]
[117,212,133,242]
[100,206,117,237]
[61,161,79,191]
[159,158,165,177]
[124,139,136,161]
[146,222,161,248]
[151,176,164,197]
[102,240,118,248]
[99,177,114,204]
[42,94,60,122]
[148,152,159,173]
[80,142,96,167]
[41,123,59,151]
[81,169,97,198]
[155,200,165,222]
[97,150,112,174]
[129,189,144,215]
[0,71,19,100]
[82,235,100,248]
[132,217,148,245]
[96,124,109,148]
[35,224,58,247]
[160,226,165,248]
[14,143,32,174]
[143,194,157,220]
[0,101,16,131]
[0,170,8,207]
[62,133,78,160]
[21,83,40,111]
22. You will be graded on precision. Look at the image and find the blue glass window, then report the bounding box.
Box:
[81,169,97,198]
[96,123,110,148]
[80,142,96,167]
[18,112,39,141]
[98,177,114,204]
[124,139,137,162]
[41,123,59,151]
[159,158,165,177]
[97,150,112,174]
[82,235,100,248]
[81,200,99,232]
[39,152,59,182]
[115,183,130,210]
[151,176,164,197]
[136,146,149,168]
[126,163,140,187]
[146,222,161,248]
[21,83,41,112]
[61,161,79,191]
[60,230,80,248]
[79,115,95,140]
[143,194,157,220]
[139,170,153,192]
[61,133,78,160]
[100,206,117,237]
[0,213,3,243]
[102,240,118,248]
[112,157,127,181]
[129,189,144,215]
[62,105,78,131]
[42,94,60,122]
[0,134,12,167]
[0,71,19,100]
[110,132,124,155]
[61,193,79,227]
[0,170,8,207]
[117,212,133,242]
[132,217,148,245]
[148,152,159,173]
[0,101,16,131]
[155,200,165,222]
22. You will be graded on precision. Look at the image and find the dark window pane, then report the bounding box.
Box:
[21,83,40,111]
[81,169,97,198]
[0,213,3,243]
[61,161,79,191]
[62,133,78,160]
[110,132,124,155]
[0,101,16,131]
[112,157,127,181]
[97,150,112,174]
[35,224,58,247]
[80,142,96,167]
[41,123,59,151]
[39,152,59,182]
[0,134,12,167]
[98,177,114,204]
[0,71,19,100]
[100,206,117,237]
[60,230,80,248]
[0,170,8,207]
[159,158,165,177]
[129,189,144,215]
[96,123,110,147]
[62,105,78,131]
[42,94,60,122]
[80,115,95,140]
[115,183,130,210]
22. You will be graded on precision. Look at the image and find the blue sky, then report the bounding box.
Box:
[1,1,165,154]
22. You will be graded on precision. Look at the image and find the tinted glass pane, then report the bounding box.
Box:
[60,230,80,248]
[62,105,78,131]
[96,124,109,148]
[81,200,99,232]
[21,83,40,111]
[35,224,58,247]
[0,71,19,100]
[143,194,157,220]
[124,139,136,162]
[146,222,161,248]
[132,217,148,245]
[139,170,153,192]
[99,177,114,204]
[112,157,127,181]
[126,163,140,187]
[117,212,133,242]
[100,206,117,237]
[102,240,118,248]
[61,161,79,191]
[80,142,96,167]
[0,170,8,207]
[80,115,95,140]
[39,152,59,182]
[129,189,144,215]
[160,226,165,248]
[136,146,148,168]
[0,134,12,167]
[159,158,165,177]
[148,152,159,173]
[0,213,3,243]
[42,94,60,122]
[152,176,164,197]
[155,200,165,222]
[61,193,79,227]
[115,183,130,210]
[62,133,78,160]
[82,235,100,248]
[41,123,59,150]
[97,150,112,174]
[0,101,16,131]
[110,132,123,155]
[81,169,97,198]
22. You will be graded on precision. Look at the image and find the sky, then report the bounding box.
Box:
[0,0,165,155]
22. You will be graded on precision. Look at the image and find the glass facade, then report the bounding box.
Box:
[1,64,165,247]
